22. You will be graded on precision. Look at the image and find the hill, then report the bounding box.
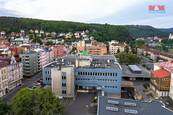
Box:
[158,28,173,33]
[0,17,130,42]
[126,25,172,38]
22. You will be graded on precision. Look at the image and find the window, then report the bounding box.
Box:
[62,90,66,94]
[62,76,66,79]
[62,83,66,87]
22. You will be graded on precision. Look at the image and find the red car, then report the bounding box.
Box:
[37,80,43,83]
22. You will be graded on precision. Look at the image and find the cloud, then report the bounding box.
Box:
[2,0,142,22]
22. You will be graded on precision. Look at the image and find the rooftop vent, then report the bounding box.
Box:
[106,107,118,112]
[124,102,136,107]
[124,109,137,114]
[108,100,119,105]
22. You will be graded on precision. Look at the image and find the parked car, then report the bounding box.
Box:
[37,80,43,83]
[33,82,41,86]
[29,85,36,89]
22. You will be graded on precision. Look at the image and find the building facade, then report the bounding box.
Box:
[53,45,64,59]
[43,54,122,98]
[150,69,171,97]
[0,65,8,97]
[19,52,38,76]
[153,61,173,99]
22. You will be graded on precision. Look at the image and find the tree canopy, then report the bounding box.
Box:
[115,52,139,64]
[11,88,66,115]
[0,17,131,42]
[45,41,54,46]
[32,37,43,45]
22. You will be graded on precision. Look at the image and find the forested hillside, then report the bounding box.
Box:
[0,17,130,42]
[126,25,172,38]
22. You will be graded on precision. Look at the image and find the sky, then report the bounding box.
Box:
[0,0,172,28]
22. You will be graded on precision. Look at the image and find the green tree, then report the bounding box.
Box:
[136,40,145,46]
[11,88,66,115]
[32,37,43,45]
[124,46,129,53]
[45,41,54,46]
[115,52,139,64]
[0,97,10,114]
[117,48,120,53]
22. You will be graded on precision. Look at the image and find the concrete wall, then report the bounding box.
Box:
[51,66,75,98]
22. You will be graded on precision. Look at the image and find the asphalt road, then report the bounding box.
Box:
[2,72,42,104]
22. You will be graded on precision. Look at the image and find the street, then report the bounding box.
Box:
[2,72,43,104]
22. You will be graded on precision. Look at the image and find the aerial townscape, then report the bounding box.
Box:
[0,1,173,115]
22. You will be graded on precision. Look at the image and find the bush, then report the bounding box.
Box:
[143,83,150,89]
[142,64,146,68]
[146,66,151,70]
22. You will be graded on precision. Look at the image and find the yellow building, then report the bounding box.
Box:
[0,65,8,97]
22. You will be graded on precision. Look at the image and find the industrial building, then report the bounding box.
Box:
[43,54,122,98]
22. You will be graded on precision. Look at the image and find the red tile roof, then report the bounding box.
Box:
[156,61,173,72]
[152,69,171,78]
[0,61,7,67]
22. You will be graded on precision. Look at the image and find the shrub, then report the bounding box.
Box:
[146,66,151,70]
[143,83,150,89]
[142,64,146,68]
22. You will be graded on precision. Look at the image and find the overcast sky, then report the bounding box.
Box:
[0,0,172,28]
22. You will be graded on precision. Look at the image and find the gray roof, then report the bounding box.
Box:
[45,54,121,69]
[128,65,141,72]
[122,65,150,78]
[97,96,173,115]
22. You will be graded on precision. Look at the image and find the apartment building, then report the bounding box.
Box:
[150,69,171,97]
[19,52,38,76]
[7,56,23,91]
[109,43,130,55]
[77,40,107,55]
[53,45,64,59]
[153,61,173,99]
[43,54,122,98]
[0,62,8,97]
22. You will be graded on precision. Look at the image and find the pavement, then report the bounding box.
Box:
[64,93,97,115]
[133,81,150,101]
[2,72,42,104]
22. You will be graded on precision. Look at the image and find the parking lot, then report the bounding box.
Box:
[64,92,97,115]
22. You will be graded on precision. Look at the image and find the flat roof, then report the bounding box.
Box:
[98,96,173,115]
[128,65,141,72]
[45,54,121,69]
[122,65,150,78]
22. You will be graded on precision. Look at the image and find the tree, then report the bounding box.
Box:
[0,97,10,114]
[11,88,66,115]
[117,48,120,53]
[136,40,145,46]
[124,46,129,53]
[32,37,42,45]
[115,52,139,64]
[45,41,54,46]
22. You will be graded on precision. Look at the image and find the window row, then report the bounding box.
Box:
[76,72,117,76]
[45,77,52,81]
[105,86,117,88]
[45,71,51,75]
[76,78,117,81]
